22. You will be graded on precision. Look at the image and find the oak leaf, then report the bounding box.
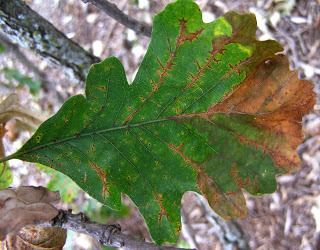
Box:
[0,0,315,243]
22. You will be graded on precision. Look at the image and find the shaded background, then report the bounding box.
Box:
[0,0,319,249]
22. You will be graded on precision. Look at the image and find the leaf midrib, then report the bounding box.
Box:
[0,117,175,162]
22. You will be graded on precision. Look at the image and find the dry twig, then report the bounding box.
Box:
[42,210,195,250]
[82,0,152,37]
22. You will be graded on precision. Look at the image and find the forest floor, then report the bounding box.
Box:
[0,0,319,249]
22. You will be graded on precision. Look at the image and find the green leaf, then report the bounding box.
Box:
[0,163,12,189]
[1,0,315,243]
[0,43,5,54]
[2,68,41,95]
[39,164,128,220]
[38,164,81,204]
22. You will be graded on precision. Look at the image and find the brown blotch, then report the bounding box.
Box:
[209,56,316,172]
[153,193,168,222]
[88,161,108,197]
[168,143,198,170]
[176,19,204,46]
[236,133,298,172]
[167,143,248,220]
[220,58,251,80]
[165,35,235,117]
[230,163,256,190]
[197,171,247,219]
[96,85,107,91]
[184,38,229,90]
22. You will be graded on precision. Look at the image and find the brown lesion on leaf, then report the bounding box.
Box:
[235,132,298,172]
[168,143,200,172]
[230,163,249,188]
[174,107,183,114]
[184,39,229,90]
[88,161,108,198]
[230,163,258,192]
[167,142,247,218]
[160,35,236,118]
[175,223,182,234]
[153,193,168,222]
[220,57,251,81]
[95,85,107,91]
[139,96,146,102]
[167,141,248,219]
[176,19,204,46]
[209,56,316,172]
[123,19,204,124]
[197,170,247,219]
[167,140,247,219]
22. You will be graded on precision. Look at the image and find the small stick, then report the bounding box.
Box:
[43,209,196,250]
[82,0,152,37]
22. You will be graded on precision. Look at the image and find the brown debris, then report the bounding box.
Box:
[3,226,67,250]
[0,186,60,241]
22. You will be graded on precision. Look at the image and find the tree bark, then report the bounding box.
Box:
[0,0,100,82]
[0,33,53,92]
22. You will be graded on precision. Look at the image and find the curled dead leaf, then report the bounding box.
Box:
[0,186,60,241]
[0,93,45,136]
[0,94,46,187]
[2,226,66,250]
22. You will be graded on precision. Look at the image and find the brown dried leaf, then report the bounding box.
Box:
[0,186,60,241]
[2,226,66,250]
[210,55,315,172]
[0,93,45,130]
